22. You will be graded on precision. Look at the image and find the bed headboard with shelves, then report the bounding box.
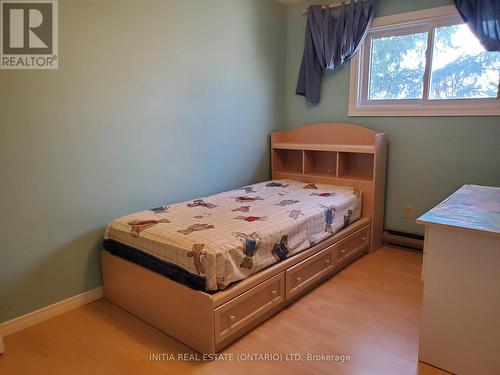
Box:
[271,123,387,252]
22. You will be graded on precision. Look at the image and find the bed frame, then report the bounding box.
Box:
[101,123,387,354]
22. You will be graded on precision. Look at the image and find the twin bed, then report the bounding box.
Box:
[101,123,387,353]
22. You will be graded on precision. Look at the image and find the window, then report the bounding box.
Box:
[349,6,500,116]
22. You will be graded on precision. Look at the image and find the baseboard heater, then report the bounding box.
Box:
[383,230,424,251]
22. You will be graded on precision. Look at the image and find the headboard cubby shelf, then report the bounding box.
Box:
[304,150,337,177]
[272,148,375,182]
[272,148,303,174]
[271,123,387,252]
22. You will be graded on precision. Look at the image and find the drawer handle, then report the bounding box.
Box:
[362,236,367,241]
[229,314,235,321]
[325,258,331,264]
[339,248,348,255]
[296,276,302,283]
[271,289,278,296]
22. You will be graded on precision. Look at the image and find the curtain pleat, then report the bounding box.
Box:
[296,0,379,104]
[453,0,500,52]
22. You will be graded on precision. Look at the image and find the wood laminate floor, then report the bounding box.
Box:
[0,246,448,375]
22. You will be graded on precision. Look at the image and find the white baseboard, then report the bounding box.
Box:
[1,287,103,338]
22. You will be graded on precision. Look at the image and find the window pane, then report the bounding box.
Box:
[369,32,428,100]
[430,24,500,100]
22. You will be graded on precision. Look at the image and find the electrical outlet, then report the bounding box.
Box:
[403,204,413,219]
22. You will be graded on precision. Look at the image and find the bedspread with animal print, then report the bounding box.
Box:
[103,180,362,291]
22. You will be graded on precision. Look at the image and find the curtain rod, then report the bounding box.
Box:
[302,1,362,15]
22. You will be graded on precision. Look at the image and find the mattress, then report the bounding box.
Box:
[103,179,362,291]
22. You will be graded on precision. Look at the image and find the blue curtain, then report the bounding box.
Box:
[453,0,500,52]
[296,0,379,104]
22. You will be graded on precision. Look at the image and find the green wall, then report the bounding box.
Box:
[0,0,286,322]
[286,0,500,235]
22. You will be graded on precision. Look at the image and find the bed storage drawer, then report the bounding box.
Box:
[285,246,335,299]
[214,272,285,344]
[333,225,370,263]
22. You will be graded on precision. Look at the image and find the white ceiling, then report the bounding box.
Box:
[275,0,304,4]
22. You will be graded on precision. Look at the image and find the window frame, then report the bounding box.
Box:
[348,6,500,117]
